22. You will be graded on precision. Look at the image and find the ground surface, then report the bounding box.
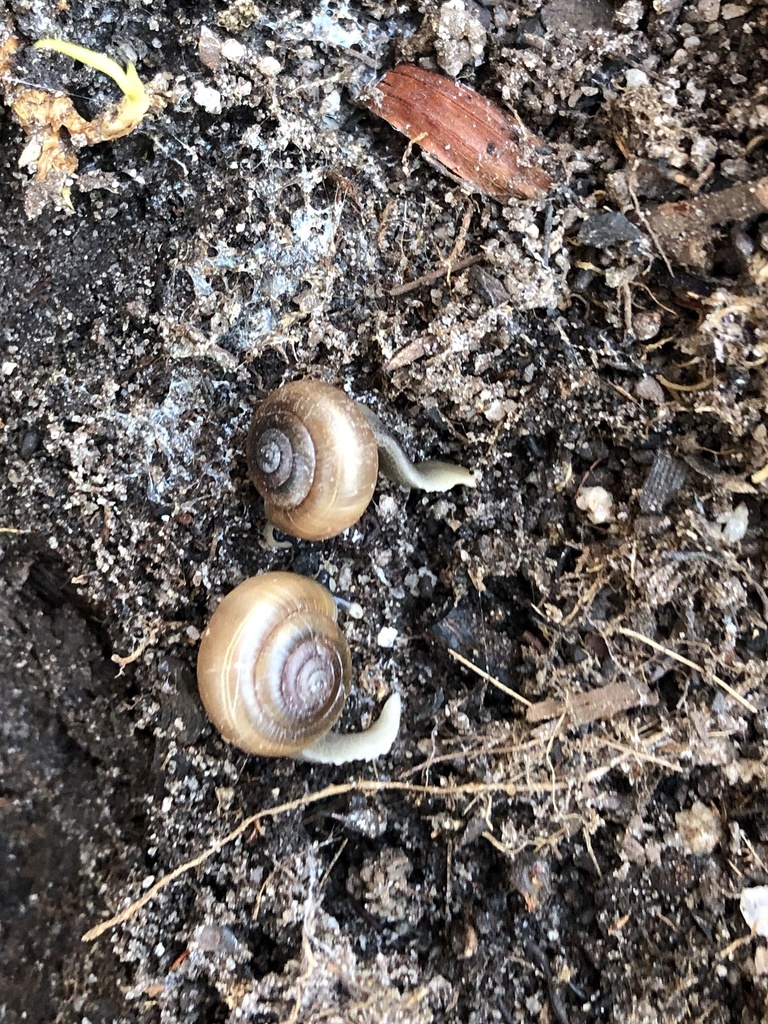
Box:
[1,1,767,1022]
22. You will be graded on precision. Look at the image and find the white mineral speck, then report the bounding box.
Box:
[576,486,613,525]
[221,38,246,62]
[740,886,768,937]
[717,503,748,544]
[377,626,398,648]
[625,69,649,88]
[256,55,282,77]
[193,82,223,114]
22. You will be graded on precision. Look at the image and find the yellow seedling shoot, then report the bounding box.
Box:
[33,38,150,136]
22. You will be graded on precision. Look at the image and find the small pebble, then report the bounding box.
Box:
[256,55,282,77]
[193,82,223,114]
[20,430,41,459]
[377,626,398,648]
[576,486,613,525]
[633,310,662,341]
[716,503,749,544]
[697,0,720,22]
[740,886,768,937]
[625,68,649,88]
[221,38,246,62]
[635,376,666,404]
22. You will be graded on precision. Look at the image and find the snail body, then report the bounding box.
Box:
[247,379,477,541]
[197,572,400,763]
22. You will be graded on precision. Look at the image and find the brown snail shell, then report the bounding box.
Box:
[246,380,379,541]
[197,572,351,757]
[197,572,402,763]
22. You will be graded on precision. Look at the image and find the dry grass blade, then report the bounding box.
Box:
[616,626,758,714]
[447,648,532,707]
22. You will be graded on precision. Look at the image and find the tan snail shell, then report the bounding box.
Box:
[247,379,478,541]
[247,380,379,541]
[197,572,401,763]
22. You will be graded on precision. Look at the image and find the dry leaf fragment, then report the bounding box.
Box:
[638,453,687,513]
[364,64,553,200]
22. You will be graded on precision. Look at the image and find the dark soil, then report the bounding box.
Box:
[1,1,767,1022]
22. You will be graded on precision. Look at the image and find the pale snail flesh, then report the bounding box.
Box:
[196,572,401,764]
[247,379,478,541]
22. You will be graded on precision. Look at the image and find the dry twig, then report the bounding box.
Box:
[448,648,532,708]
[82,757,638,943]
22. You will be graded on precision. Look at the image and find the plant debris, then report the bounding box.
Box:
[645,176,768,271]
[0,26,154,216]
[525,678,658,728]
[364,64,554,200]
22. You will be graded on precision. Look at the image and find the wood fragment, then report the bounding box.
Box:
[389,253,485,298]
[644,177,768,271]
[364,65,553,200]
[525,679,657,726]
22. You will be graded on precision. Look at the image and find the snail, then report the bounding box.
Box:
[246,379,477,541]
[196,572,401,764]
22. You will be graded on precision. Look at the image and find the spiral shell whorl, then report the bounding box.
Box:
[197,573,351,756]
[246,380,379,541]
[248,409,316,510]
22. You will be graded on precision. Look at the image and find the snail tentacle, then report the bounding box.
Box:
[357,404,478,492]
[298,693,402,765]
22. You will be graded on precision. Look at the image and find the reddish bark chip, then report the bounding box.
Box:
[364,64,553,200]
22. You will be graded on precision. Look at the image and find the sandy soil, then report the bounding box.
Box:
[1,1,767,1021]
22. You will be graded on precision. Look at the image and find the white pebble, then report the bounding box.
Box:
[740,886,768,937]
[576,486,613,525]
[256,56,282,78]
[716,503,749,544]
[625,68,649,88]
[221,38,246,62]
[193,82,223,114]
[377,626,398,648]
